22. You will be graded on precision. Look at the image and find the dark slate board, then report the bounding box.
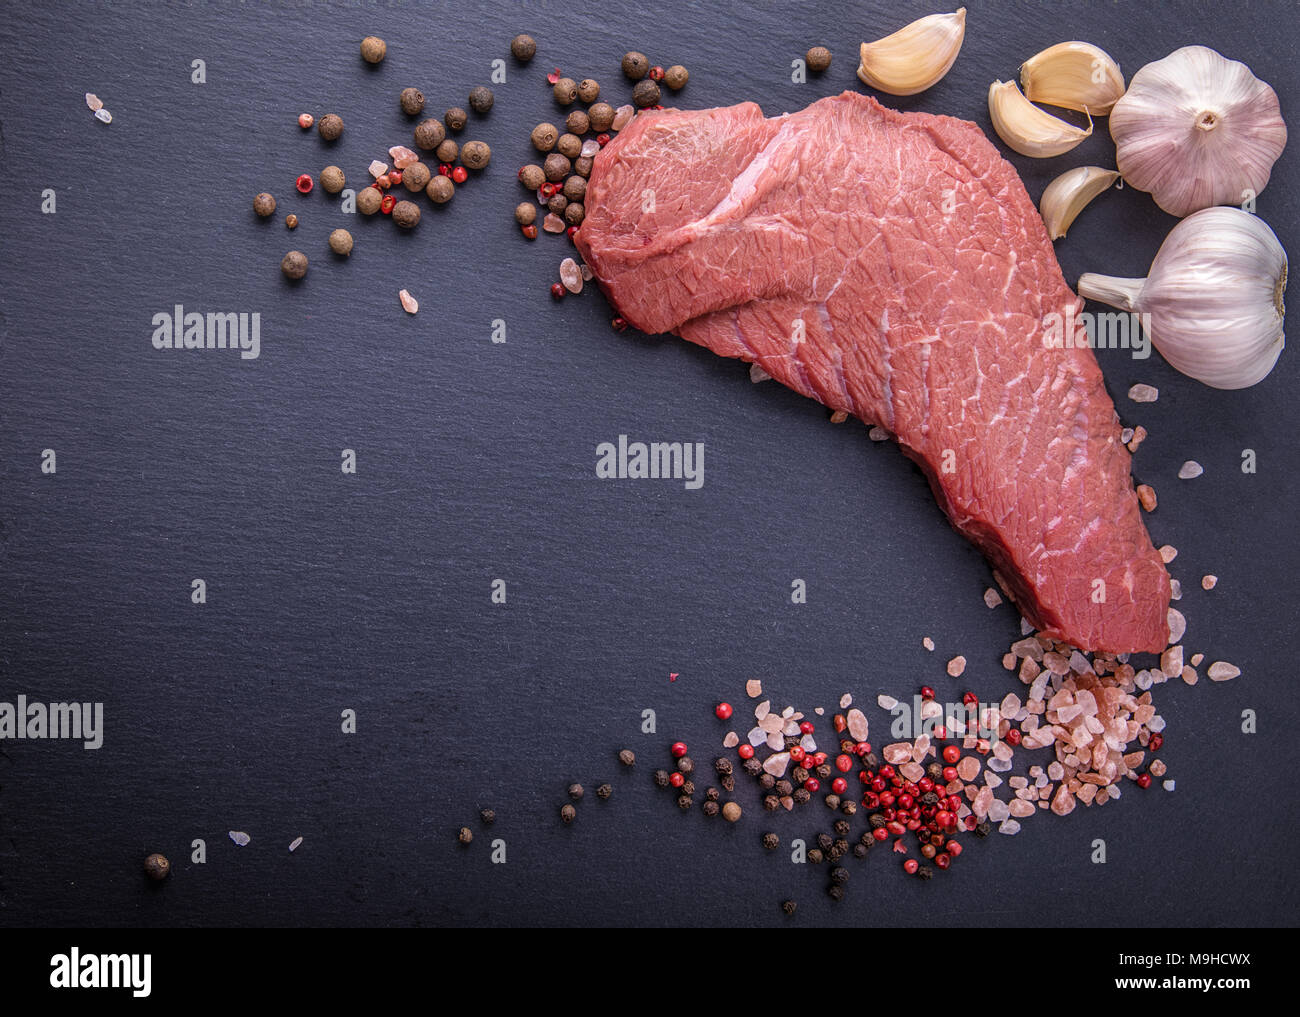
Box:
[0,0,1296,928]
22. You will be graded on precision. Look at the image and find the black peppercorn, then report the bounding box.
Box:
[743,758,763,777]
[775,780,793,797]
[596,783,612,799]
[806,46,832,73]
[927,762,945,779]
[566,110,590,135]
[317,113,344,141]
[664,65,689,90]
[360,36,386,64]
[543,152,571,182]
[853,843,869,859]
[869,814,887,829]
[832,838,849,858]
[976,820,992,838]
[827,884,845,902]
[705,786,720,802]
[863,752,879,770]
[622,51,649,80]
[587,102,615,132]
[468,86,494,114]
[860,831,875,846]
[577,78,600,103]
[400,87,425,116]
[653,769,670,788]
[841,800,857,816]
[553,77,578,105]
[834,819,851,837]
[922,791,940,806]
[681,780,695,797]
[560,804,576,823]
[676,756,693,774]
[280,250,308,279]
[618,749,636,767]
[792,766,809,784]
[918,865,935,880]
[759,773,776,790]
[530,122,559,152]
[414,118,446,151]
[435,139,459,164]
[458,826,473,844]
[840,739,856,755]
[817,833,833,852]
[391,201,421,229]
[480,808,495,825]
[633,79,660,108]
[763,795,779,812]
[568,782,584,801]
[702,800,719,817]
[793,788,810,805]
[762,832,779,850]
[461,140,491,170]
[784,735,800,750]
[825,794,841,810]
[831,866,849,885]
[807,848,824,865]
[253,192,276,217]
[816,764,832,780]
[143,853,170,881]
[677,794,692,810]
[781,899,797,916]
[445,107,468,132]
[510,34,536,62]
[720,773,735,792]
[710,757,731,776]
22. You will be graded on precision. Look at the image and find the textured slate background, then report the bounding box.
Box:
[0,0,1296,928]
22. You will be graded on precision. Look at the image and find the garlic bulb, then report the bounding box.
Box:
[858,8,966,96]
[988,79,1092,157]
[1021,41,1125,115]
[1110,46,1287,217]
[1040,166,1119,240]
[1077,207,1286,389]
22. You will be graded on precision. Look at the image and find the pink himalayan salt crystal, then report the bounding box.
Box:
[947,655,966,677]
[398,289,418,314]
[839,693,853,709]
[868,425,890,442]
[559,257,583,294]
[1077,783,1098,805]
[722,731,739,748]
[1207,661,1241,682]
[900,762,925,783]
[1009,799,1035,818]
[781,796,794,811]
[1168,608,1187,643]
[763,751,791,777]
[86,92,104,111]
[923,636,935,651]
[543,213,566,233]
[883,743,912,765]
[1179,461,1204,479]
[580,139,602,158]
[289,836,303,852]
[998,819,1022,835]
[94,108,112,124]
[368,160,389,179]
[1202,575,1218,590]
[973,786,994,817]
[1050,784,1077,815]
[1181,666,1199,686]
[956,756,980,782]
[388,145,420,169]
[612,104,635,130]
[746,679,762,697]
[987,799,1010,822]
[1128,383,1159,403]
[229,831,251,846]
[845,708,868,742]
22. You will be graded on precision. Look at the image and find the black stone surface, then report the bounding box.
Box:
[0,0,1296,927]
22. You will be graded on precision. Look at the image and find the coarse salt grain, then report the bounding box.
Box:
[946,655,966,677]
[388,146,420,168]
[1207,661,1240,682]
[229,831,251,846]
[398,289,418,314]
[94,108,112,124]
[1167,608,1186,644]
[543,213,566,233]
[86,92,103,111]
[922,636,935,651]
[580,139,601,158]
[984,588,1002,608]
[369,160,389,179]
[1179,460,1204,479]
[1159,544,1177,563]
[763,752,791,777]
[839,693,852,709]
[1170,579,1182,600]
[722,731,739,748]
[846,709,869,742]
[749,363,771,383]
[877,694,897,710]
[746,679,762,698]
[1202,575,1217,590]
[1128,383,1158,403]
[612,105,635,130]
[868,425,889,441]
[289,837,303,852]
[559,257,583,293]
[1190,652,1204,667]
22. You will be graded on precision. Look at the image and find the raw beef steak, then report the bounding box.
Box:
[575,92,1170,654]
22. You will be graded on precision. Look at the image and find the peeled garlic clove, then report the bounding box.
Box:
[1039,166,1120,240]
[1020,41,1125,115]
[988,79,1092,157]
[857,7,966,96]
[1077,206,1286,389]
[1110,45,1287,217]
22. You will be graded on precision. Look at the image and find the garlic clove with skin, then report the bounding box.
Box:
[1110,46,1287,217]
[857,8,966,96]
[988,79,1092,157]
[1021,41,1125,115]
[1039,166,1120,240]
[1077,207,1286,389]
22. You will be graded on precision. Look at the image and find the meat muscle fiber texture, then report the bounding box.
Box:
[575,92,1170,654]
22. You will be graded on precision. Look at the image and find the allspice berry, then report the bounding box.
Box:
[143,853,170,881]
[510,34,536,62]
[596,784,613,800]
[435,139,459,164]
[281,250,308,279]
[319,165,346,193]
[391,201,421,229]
[566,110,590,135]
[461,140,491,170]
[414,118,446,151]
[458,826,473,844]
[444,106,468,132]
[664,64,689,90]
[556,133,582,159]
[564,202,584,226]
[806,46,832,73]
[480,808,496,825]
[468,86,494,114]
[577,78,600,103]
[328,229,353,255]
[622,51,649,80]
[360,36,386,64]
[317,113,344,141]
[547,193,568,216]
[560,803,576,823]
[543,152,571,182]
[563,175,586,202]
[253,192,276,217]
[400,87,425,116]
[518,164,545,190]
[722,801,742,822]
[782,899,797,916]
[587,102,615,132]
[356,186,382,215]
[633,79,660,108]
[552,77,578,105]
[530,122,559,152]
[284,213,298,229]
[574,156,594,178]
[426,175,454,204]
[515,202,537,226]
[618,748,636,767]
[402,162,431,192]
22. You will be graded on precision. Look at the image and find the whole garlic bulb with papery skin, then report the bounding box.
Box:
[1110,46,1286,218]
[1077,207,1286,390]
